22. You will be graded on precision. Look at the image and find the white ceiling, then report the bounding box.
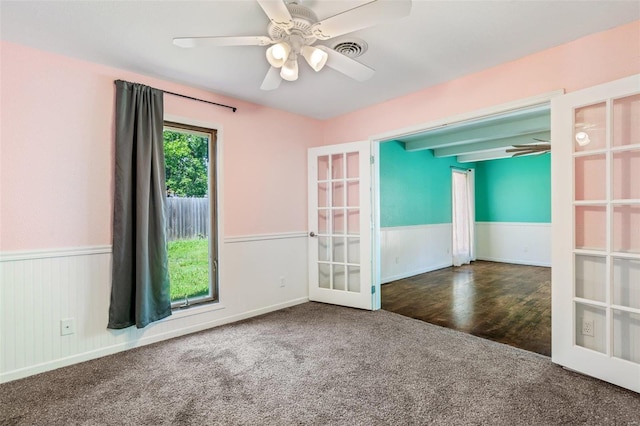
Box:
[1,1,638,120]
[397,104,550,162]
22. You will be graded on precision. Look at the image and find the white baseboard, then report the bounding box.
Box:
[476,256,551,268]
[381,262,452,284]
[0,297,308,383]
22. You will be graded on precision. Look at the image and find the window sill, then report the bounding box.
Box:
[165,301,226,321]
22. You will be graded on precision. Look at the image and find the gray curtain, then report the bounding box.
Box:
[108,80,171,329]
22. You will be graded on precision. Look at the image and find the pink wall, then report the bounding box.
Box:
[321,20,640,145]
[0,42,322,251]
[2,20,638,251]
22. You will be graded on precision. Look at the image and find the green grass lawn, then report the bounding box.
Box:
[168,238,210,302]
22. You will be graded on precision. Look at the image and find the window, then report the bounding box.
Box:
[163,122,218,308]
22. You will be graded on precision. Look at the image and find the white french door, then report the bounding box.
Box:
[552,74,640,393]
[308,141,373,310]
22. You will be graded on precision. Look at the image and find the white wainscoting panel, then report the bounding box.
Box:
[0,234,308,383]
[381,224,453,284]
[475,222,551,267]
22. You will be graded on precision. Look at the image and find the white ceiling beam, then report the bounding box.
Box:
[403,113,549,152]
[433,131,550,157]
[457,149,512,163]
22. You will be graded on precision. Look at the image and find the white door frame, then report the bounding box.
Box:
[368,90,564,309]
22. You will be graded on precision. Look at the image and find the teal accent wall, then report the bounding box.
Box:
[380,141,472,227]
[475,154,551,223]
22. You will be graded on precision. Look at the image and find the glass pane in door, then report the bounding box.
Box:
[574,102,606,152]
[612,150,640,200]
[311,146,365,297]
[575,255,606,302]
[612,205,640,254]
[575,303,606,354]
[574,155,606,201]
[613,94,640,147]
[612,310,640,363]
[575,206,606,250]
[612,258,640,309]
[318,156,329,181]
[572,93,640,369]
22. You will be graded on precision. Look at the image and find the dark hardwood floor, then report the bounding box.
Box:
[381,261,551,356]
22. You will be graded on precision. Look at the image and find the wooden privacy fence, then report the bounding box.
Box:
[165,197,209,241]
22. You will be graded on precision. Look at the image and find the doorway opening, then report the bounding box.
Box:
[372,96,554,356]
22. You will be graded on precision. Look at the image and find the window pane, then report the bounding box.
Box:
[347,181,359,207]
[612,150,640,200]
[164,126,215,306]
[319,264,330,289]
[318,237,330,262]
[575,303,606,354]
[333,237,345,263]
[575,255,606,302]
[612,258,640,309]
[346,152,359,179]
[318,210,329,234]
[318,155,329,181]
[613,94,640,147]
[613,310,640,364]
[318,182,328,207]
[332,209,345,234]
[347,237,360,264]
[347,209,360,235]
[331,154,344,179]
[613,205,640,254]
[574,154,605,201]
[574,103,606,152]
[333,264,346,291]
[332,182,345,207]
[575,206,606,250]
[347,266,360,292]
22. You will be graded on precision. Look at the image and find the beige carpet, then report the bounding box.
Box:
[1,302,639,425]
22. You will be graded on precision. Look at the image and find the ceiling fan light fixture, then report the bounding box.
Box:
[266,42,291,68]
[280,57,299,81]
[301,45,328,72]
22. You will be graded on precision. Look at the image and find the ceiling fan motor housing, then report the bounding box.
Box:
[268,2,319,46]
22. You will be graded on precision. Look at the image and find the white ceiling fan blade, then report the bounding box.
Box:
[317,46,374,82]
[311,0,412,40]
[257,0,293,30]
[173,36,272,48]
[260,66,282,91]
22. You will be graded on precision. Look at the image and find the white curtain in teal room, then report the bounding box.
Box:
[452,169,475,266]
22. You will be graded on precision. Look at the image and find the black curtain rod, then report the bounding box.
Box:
[115,80,237,113]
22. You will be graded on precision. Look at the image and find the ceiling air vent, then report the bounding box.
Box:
[330,38,368,58]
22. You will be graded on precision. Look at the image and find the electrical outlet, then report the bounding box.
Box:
[60,318,75,336]
[279,276,286,288]
[395,257,399,264]
[582,319,595,337]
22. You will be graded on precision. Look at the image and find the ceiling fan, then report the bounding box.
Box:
[173,0,412,90]
[507,138,551,157]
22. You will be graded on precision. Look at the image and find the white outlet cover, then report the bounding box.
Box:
[60,318,75,336]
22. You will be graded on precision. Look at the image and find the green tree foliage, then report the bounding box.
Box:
[163,130,209,197]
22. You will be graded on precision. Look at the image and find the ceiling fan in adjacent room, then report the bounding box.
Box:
[507,138,551,157]
[173,0,412,90]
